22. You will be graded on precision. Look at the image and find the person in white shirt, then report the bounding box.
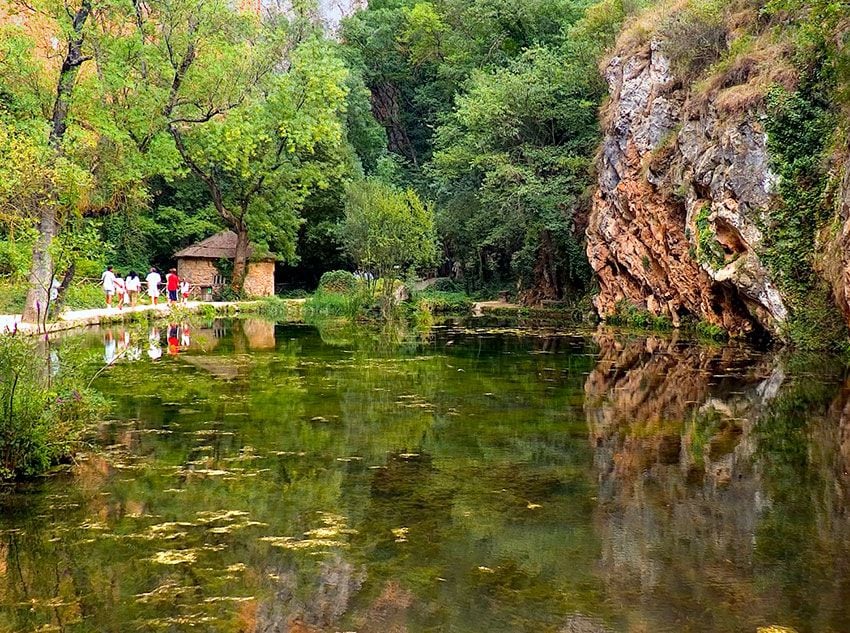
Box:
[125,271,141,307]
[180,280,190,304]
[146,267,162,305]
[100,266,116,308]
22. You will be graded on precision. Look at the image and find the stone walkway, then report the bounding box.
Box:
[0,301,262,335]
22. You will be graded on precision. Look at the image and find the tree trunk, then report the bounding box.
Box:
[21,207,56,324]
[232,225,250,295]
[21,1,92,323]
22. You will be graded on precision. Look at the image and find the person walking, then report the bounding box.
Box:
[113,272,126,311]
[146,267,162,305]
[165,268,180,305]
[180,279,191,304]
[125,271,141,307]
[101,265,116,308]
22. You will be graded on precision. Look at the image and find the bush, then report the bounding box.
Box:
[413,290,474,315]
[432,278,465,293]
[0,281,27,314]
[606,300,673,330]
[304,288,375,321]
[660,0,728,79]
[0,335,106,479]
[0,233,36,280]
[695,319,729,341]
[64,282,105,310]
[318,270,357,294]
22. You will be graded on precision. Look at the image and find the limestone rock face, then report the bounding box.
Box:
[587,40,787,336]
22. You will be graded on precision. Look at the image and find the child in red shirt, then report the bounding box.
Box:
[166,268,180,305]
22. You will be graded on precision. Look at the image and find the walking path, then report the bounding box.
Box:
[0,300,293,335]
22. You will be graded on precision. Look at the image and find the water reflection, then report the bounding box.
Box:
[1,324,849,632]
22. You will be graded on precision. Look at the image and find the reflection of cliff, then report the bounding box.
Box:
[585,333,782,630]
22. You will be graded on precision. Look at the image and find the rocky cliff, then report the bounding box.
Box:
[587,39,790,337]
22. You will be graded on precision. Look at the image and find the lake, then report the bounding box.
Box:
[0,318,848,633]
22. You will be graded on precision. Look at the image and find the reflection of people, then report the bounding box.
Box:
[180,323,191,347]
[125,271,141,307]
[167,323,180,356]
[101,266,116,308]
[146,267,162,305]
[104,330,116,364]
[147,327,162,360]
[166,269,180,305]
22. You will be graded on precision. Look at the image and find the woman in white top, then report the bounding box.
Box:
[146,267,162,305]
[125,271,141,307]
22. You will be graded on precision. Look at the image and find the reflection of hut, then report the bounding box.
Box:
[174,231,275,299]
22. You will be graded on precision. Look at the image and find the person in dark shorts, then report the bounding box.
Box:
[165,268,180,305]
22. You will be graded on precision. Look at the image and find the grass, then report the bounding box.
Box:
[412,290,474,315]
[605,300,673,331]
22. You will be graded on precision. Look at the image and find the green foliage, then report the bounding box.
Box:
[429,36,602,296]
[658,0,728,80]
[694,319,729,342]
[0,335,106,480]
[762,80,848,350]
[341,179,438,309]
[694,204,725,270]
[304,288,375,321]
[606,300,673,331]
[64,282,107,310]
[412,290,474,315]
[318,270,357,294]
[240,297,300,322]
[0,280,26,314]
[0,228,37,279]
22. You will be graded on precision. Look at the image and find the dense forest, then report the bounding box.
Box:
[1,0,850,346]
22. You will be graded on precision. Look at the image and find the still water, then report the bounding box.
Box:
[1,319,849,633]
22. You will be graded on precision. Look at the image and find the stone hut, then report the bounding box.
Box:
[174,231,276,298]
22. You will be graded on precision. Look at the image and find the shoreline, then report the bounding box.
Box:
[0,299,306,335]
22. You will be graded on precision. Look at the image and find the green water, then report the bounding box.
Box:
[1,319,850,633]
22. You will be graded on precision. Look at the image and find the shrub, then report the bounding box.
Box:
[432,278,465,293]
[0,335,106,480]
[318,270,357,294]
[304,288,376,321]
[64,282,105,310]
[606,299,673,330]
[0,281,27,314]
[660,0,728,79]
[695,319,729,341]
[413,290,474,315]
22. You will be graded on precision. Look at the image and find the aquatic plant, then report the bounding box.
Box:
[0,334,106,479]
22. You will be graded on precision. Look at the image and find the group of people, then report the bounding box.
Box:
[100,266,191,309]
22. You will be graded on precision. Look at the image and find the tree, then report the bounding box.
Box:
[341,179,437,310]
[117,1,351,293]
[429,42,605,299]
[1,1,96,322]
[0,1,161,322]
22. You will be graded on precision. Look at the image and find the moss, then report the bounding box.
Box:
[694,204,726,270]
